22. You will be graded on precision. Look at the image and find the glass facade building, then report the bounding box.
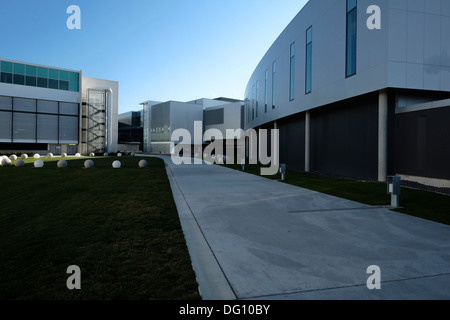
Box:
[1,60,80,92]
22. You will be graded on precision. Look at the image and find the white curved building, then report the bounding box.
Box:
[245,0,450,184]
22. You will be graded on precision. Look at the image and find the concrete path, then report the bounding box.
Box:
[147,155,450,300]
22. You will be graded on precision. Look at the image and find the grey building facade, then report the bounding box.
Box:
[244,0,450,185]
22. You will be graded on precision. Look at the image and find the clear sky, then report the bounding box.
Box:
[0,0,308,113]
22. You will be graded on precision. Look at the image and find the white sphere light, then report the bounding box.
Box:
[75,153,81,157]
[84,160,94,169]
[62,153,67,158]
[34,154,40,159]
[15,159,25,167]
[47,153,54,158]
[21,154,28,160]
[138,160,148,168]
[1,158,12,166]
[57,160,68,168]
[34,160,44,168]
[117,153,122,157]
[89,152,95,157]
[10,155,18,161]
[112,160,121,169]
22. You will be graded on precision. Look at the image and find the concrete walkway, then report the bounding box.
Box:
[146,155,450,300]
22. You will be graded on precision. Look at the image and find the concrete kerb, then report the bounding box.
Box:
[141,155,237,300]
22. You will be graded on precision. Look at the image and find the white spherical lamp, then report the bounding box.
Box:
[84,160,94,169]
[138,160,148,168]
[14,159,25,167]
[75,153,81,157]
[57,160,68,168]
[112,160,121,169]
[34,160,44,168]
[1,158,12,166]
[117,153,122,157]
[89,152,95,157]
[10,155,18,161]
[34,154,40,159]
[47,153,54,158]
[21,154,28,160]
[62,153,67,158]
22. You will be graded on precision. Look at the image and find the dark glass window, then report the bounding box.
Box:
[346,0,357,77]
[265,69,268,113]
[1,72,13,83]
[306,26,312,94]
[37,77,48,88]
[49,79,59,89]
[255,81,259,118]
[13,74,25,85]
[26,76,37,87]
[59,80,69,91]
[290,42,295,101]
[272,61,276,109]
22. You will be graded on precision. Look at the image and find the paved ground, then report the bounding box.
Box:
[146,155,450,300]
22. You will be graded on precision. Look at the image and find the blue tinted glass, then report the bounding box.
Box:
[37,67,48,78]
[59,70,69,81]
[347,0,357,12]
[26,65,37,76]
[49,69,59,80]
[346,9,357,77]
[26,76,37,87]
[13,63,25,75]
[49,79,59,89]
[37,77,48,88]
[59,80,69,91]
[306,27,312,44]
[69,81,79,92]
[69,72,79,82]
[1,61,13,73]
[306,43,312,94]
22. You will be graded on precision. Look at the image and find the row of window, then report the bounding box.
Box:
[0,61,80,92]
[0,96,79,116]
[247,0,358,123]
[0,111,79,144]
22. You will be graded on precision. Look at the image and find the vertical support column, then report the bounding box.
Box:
[378,91,388,182]
[305,111,311,173]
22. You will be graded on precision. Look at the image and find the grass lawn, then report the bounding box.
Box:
[222,162,450,226]
[0,156,200,300]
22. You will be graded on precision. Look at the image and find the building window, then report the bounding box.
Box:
[0,60,80,92]
[306,26,312,94]
[264,69,268,113]
[346,0,357,77]
[290,42,295,101]
[272,61,276,109]
[252,85,255,120]
[255,81,259,118]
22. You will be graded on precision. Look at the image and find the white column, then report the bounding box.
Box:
[305,111,311,172]
[378,91,388,182]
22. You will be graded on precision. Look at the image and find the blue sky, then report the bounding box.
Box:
[0,0,308,113]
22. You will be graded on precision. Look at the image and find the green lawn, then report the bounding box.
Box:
[223,163,450,226]
[0,156,200,300]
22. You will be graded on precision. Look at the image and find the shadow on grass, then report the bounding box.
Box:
[0,157,201,300]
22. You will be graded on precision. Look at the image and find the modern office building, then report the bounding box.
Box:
[118,110,144,151]
[0,58,118,155]
[244,0,450,186]
[141,98,243,155]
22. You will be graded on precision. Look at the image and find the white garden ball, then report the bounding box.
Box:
[14,159,25,167]
[138,160,148,168]
[75,153,81,157]
[89,152,95,157]
[112,160,121,169]
[57,160,68,168]
[34,160,44,168]
[34,154,40,159]
[47,153,54,158]
[21,154,28,159]
[84,160,94,169]
[1,157,12,166]
[117,153,122,157]
[10,155,18,161]
[62,153,67,158]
